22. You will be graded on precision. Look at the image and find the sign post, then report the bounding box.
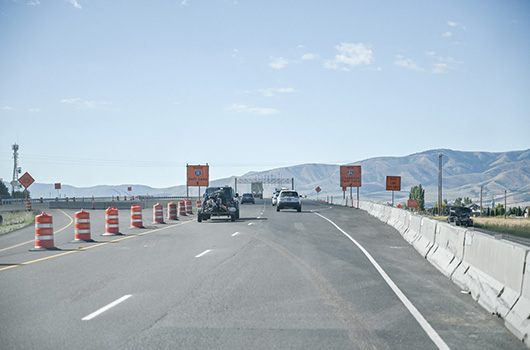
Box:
[386,176,401,206]
[55,183,61,199]
[340,166,361,208]
[315,186,321,200]
[18,172,35,199]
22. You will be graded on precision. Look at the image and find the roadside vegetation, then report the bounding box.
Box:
[473,217,530,239]
[0,211,35,235]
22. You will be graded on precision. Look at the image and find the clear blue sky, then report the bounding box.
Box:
[1,0,529,188]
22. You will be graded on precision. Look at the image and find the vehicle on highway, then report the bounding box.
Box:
[272,187,288,206]
[198,186,240,222]
[240,193,255,204]
[447,207,474,227]
[271,191,279,206]
[276,190,302,212]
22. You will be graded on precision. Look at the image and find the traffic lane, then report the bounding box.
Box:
[307,201,525,349]
[121,224,373,350]
[260,201,440,349]
[0,208,262,349]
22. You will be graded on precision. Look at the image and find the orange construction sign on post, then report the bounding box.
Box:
[187,164,209,200]
[340,166,361,208]
[386,176,401,206]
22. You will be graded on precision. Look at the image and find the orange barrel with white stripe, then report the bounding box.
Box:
[167,202,177,220]
[196,200,202,212]
[178,201,187,216]
[33,212,56,250]
[26,200,32,212]
[185,199,192,215]
[153,203,164,223]
[103,206,120,235]
[130,204,143,228]
[74,209,93,242]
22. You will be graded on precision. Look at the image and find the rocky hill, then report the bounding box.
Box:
[10,149,530,207]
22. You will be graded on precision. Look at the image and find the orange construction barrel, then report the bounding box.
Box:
[102,206,121,236]
[74,209,94,242]
[32,212,58,250]
[130,204,143,228]
[153,203,164,223]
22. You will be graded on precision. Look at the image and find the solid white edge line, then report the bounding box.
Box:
[314,212,450,350]
[82,294,132,321]
[195,249,212,258]
[232,232,240,237]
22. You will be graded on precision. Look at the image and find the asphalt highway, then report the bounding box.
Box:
[0,200,525,349]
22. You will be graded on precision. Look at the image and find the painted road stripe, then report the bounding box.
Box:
[314,212,450,350]
[0,209,73,253]
[82,295,132,321]
[195,249,211,258]
[231,232,240,237]
[0,220,194,272]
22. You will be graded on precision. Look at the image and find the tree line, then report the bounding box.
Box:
[404,184,527,217]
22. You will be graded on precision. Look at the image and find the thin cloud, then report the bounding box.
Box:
[324,42,374,71]
[257,87,295,97]
[269,57,288,69]
[426,51,462,74]
[442,31,453,38]
[2,106,14,110]
[301,53,318,60]
[67,0,82,9]
[394,55,425,72]
[27,1,40,5]
[228,103,279,115]
[447,21,466,29]
[61,98,111,110]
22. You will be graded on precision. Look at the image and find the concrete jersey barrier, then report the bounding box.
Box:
[342,200,530,347]
[452,230,527,318]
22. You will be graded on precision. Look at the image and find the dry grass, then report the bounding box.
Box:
[0,211,35,235]
[473,217,530,238]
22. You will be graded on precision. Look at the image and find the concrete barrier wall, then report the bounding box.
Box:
[452,231,527,318]
[412,217,437,257]
[335,199,530,347]
[426,223,466,278]
[404,214,422,244]
[505,252,530,343]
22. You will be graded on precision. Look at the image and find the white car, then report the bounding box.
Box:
[271,191,280,206]
[276,190,302,212]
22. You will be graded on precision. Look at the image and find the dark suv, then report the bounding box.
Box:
[447,207,474,227]
[198,186,240,222]
[240,193,255,204]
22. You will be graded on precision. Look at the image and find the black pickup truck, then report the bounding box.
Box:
[197,186,240,222]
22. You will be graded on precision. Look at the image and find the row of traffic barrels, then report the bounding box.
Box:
[31,200,201,250]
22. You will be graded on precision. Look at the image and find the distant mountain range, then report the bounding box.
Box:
[6,149,530,207]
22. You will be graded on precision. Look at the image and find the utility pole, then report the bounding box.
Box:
[480,186,484,217]
[505,190,507,219]
[11,143,21,194]
[438,154,443,216]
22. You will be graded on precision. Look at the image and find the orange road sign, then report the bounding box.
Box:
[187,164,209,187]
[340,166,361,187]
[386,176,401,191]
[19,172,35,189]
